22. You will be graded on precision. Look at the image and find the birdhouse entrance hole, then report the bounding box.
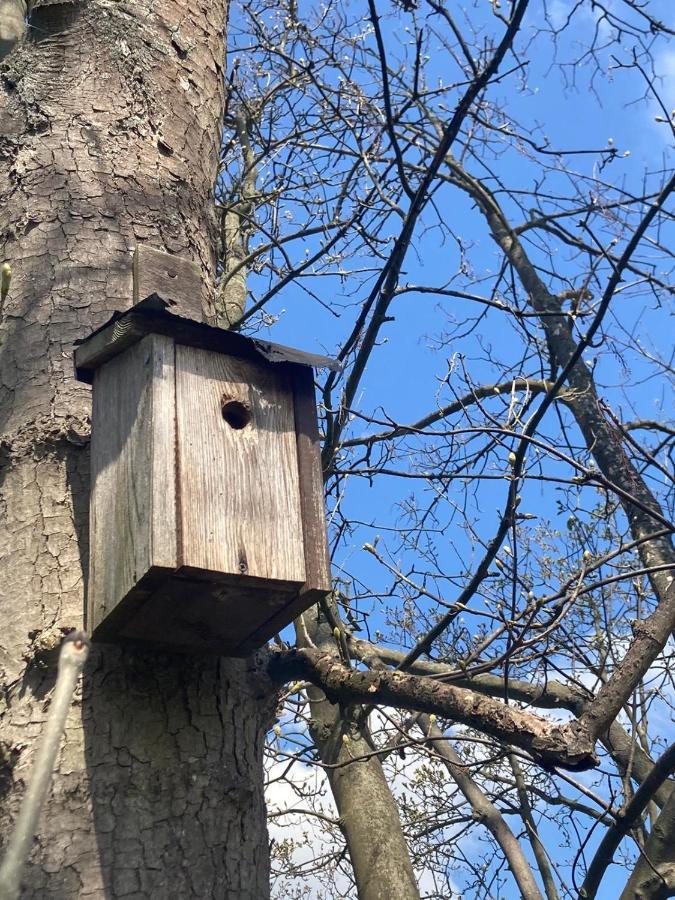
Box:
[221,397,252,430]
[75,299,337,656]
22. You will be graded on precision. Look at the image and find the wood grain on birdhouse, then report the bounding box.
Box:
[175,345,306,586]
[78,306,335,655]
[89,334,178,631]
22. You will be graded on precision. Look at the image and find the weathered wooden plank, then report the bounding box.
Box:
[133,245,203,321]
[149,337,178,571]
[237,367,331,651]
[291,364,332,594]
[88,334,177,634]
[234,588,328,656]
[75,308,339,384]
[116,575,297,655]
[175,345,306,586]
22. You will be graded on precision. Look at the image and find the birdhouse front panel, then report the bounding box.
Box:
[175,345,306,587]
[77,305,334,656]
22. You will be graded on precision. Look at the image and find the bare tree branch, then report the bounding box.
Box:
[268,647,598,771]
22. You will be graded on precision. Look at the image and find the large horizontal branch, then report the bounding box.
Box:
[267,647,598,771]
[352,638,672,808]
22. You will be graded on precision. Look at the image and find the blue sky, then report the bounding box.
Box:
[226,0,675,895]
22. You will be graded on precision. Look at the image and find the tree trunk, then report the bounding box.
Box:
[0,3,274,896]
[299,611,420,900]
[619,789,675,900]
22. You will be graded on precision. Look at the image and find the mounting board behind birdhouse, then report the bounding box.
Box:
[77,308,335,655]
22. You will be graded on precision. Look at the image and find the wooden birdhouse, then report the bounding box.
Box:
[75,286,335,655]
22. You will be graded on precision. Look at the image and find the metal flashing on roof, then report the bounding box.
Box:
[74,297,340,384]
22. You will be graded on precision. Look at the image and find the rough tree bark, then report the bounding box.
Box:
[298,610,420,900]
[619,788,675,900]
[0,3,274,896]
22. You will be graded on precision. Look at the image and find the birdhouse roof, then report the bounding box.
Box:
[74,297,339,384]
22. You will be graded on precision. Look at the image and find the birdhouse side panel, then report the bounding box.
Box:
[88,334,178,635]
[292,364,332,595]
[175,345,306,587]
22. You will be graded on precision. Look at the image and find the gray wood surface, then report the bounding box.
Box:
[241,367,332,647]
[293,365,332,594]
[133,245,203,320]
[117,575,297,655]
[175,345,306,586]
[88,334,177,632]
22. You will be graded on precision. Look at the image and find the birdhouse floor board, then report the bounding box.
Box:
[238,586,331,655]
[86,566,175,640]
[99,574,300,656]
